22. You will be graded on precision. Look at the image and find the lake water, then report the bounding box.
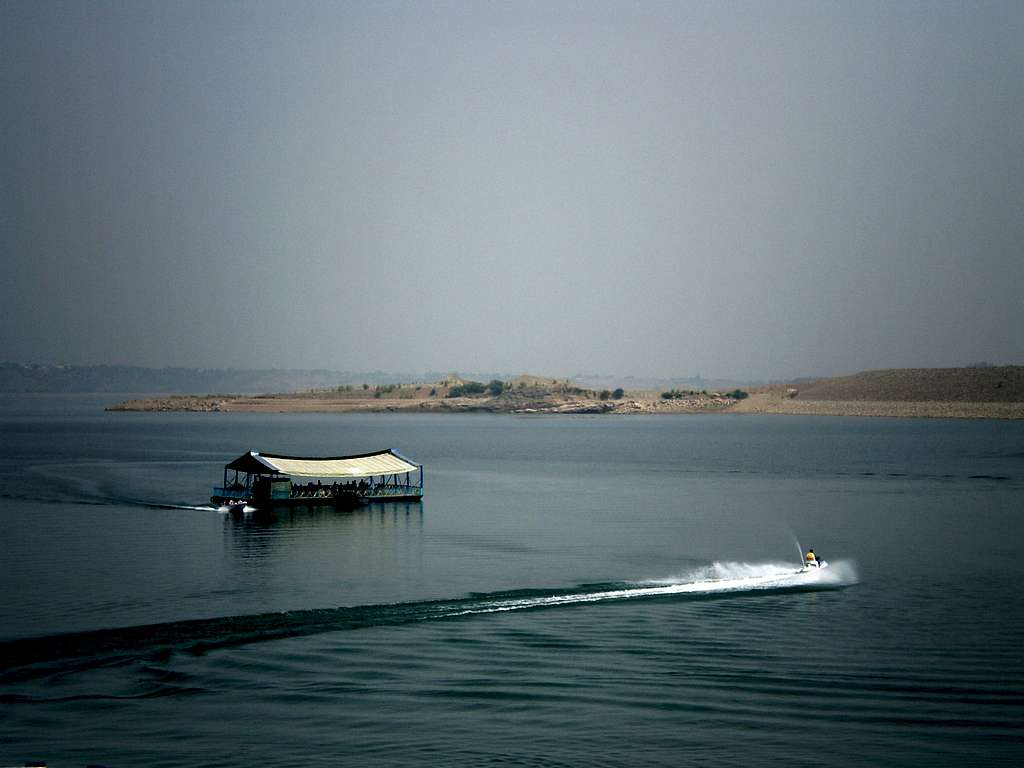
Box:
[1,396,1022,767]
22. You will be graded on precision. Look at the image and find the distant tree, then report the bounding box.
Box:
[429,387,436,397]
[612,388,624,399]
[599,389,611,400]
[446,381,487,398]
[662,389,695,400]
[728,389,749,399]
[362,383,369,390]
[487,379,505,396]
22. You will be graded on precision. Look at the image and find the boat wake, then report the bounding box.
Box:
[646,559,854,591]
[0,561,857,687]
[456,561,856,616]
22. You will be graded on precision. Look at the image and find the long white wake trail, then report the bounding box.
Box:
[457,561,858,617]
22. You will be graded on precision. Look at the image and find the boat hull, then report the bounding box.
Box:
[799,560,829,573]
[211,491,365,509]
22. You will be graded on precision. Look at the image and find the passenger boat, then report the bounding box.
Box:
[211,448,423,509]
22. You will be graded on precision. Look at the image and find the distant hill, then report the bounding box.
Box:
[0,363,418,394]
[0,364,596,395]
[790,367,1024,403]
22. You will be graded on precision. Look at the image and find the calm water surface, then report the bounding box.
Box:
[1,395,1022,766]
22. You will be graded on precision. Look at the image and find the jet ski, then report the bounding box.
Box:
[799,559,828,572]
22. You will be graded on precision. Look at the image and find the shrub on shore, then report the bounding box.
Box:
[661,389,698,399]
[447,381,487,398]
[661,388,748,400]
[445,379,509,398]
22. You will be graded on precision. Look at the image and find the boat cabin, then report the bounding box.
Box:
[212,448,424,507]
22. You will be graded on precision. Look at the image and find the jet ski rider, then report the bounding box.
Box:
[805,548,818,566]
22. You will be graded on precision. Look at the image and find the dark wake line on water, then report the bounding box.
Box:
[0,489,120,508]
[0,564,855,686]
[0,687,207,704]
[0,489,220,513]
[7,462,222,511]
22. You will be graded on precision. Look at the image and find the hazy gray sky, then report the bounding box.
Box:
[3,1,1022,380]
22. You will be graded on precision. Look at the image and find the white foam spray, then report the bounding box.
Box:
[448,561,858,618]
[793,535,806,565]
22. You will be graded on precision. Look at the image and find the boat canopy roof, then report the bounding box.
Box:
[224,449,420,479]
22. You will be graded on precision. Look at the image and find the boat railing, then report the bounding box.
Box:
[216,483,421,502]
[366,483,423,498]
[289,487,359,499]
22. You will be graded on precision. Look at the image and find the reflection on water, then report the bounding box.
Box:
[219,502,428,611]
[223,502,425,565]
[225,500,425,529]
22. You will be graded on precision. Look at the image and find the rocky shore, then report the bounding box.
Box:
[108,391,740,415]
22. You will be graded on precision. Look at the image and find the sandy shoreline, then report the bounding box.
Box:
[730,392,1024,419]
